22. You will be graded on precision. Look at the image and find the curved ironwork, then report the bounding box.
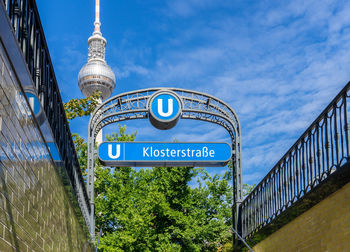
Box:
[87,88,242,242]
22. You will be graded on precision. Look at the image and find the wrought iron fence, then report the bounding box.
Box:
[2,0,91,228]
[240,82,350,238]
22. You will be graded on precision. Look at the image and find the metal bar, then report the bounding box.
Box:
[334,106,340,166]
[325,118,331,173]
[344,95,350,157]
[231,227,254,252]
[96,227,102,252]
[307,134,312,189]
[339,102,345,161]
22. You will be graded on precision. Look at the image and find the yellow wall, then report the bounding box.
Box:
[253,182,350,252]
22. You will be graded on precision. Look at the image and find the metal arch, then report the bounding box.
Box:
[87,88,242,242]
[90,88,240,134]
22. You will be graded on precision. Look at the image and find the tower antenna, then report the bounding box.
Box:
[94,0,101,34]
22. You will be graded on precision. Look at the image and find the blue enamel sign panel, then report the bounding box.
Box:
[148,91,182,130]
[98,142,231,167]
[150,93,181,121]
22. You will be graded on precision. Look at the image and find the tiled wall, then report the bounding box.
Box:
[0,42,91,251]
[253,181,350,252]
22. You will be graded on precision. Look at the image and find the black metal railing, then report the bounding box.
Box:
[240,82,350,238]
[2,0,90,228]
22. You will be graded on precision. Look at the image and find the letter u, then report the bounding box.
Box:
[108,144,120,159]
[158,98,173,117]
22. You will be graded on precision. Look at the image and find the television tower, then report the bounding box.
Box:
[78,0,115,144]
[78,0,115,101]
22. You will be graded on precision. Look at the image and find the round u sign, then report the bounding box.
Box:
[148,90,182,130]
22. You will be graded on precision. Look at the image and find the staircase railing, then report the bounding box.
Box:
[241,82,350,238]
[2,0,91,231]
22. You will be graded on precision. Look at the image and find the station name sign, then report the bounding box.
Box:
[98,142,231,167]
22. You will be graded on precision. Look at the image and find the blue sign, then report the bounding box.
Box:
[150,93,181,121]
[148,91,182,130]
[47,142,61,161]
[98,142,231,167]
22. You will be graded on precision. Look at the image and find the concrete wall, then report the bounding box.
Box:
[253,181,350,252]
[0,38,91,251]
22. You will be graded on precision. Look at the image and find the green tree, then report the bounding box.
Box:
[95,163,234,251]
[242,184,256,197]
[64,91,101,120]
[72,133,88,177]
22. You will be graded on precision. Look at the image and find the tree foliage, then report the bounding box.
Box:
[72,133,88,177]
[64,91,101,120]
[93,127,234,251]
[71,126,234,251]
[242,183,256,197]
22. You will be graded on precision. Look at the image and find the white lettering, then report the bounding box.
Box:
[108,144,120,159]
[158,98,173,117]
[203,147,208,157]
[154,149,160,157]
[143,147,149,157]
[140,145,219,160]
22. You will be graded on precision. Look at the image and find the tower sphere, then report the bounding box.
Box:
[78,60,116,100]
[78,0,115,100]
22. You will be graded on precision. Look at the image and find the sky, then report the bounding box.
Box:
[36,0,350,186]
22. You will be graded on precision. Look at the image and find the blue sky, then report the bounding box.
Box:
[36,0,350,185]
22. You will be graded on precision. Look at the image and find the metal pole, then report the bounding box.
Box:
[233,127,242,249]
[95,227,102,252]
[231,227,254,252]
[87,129,96,243]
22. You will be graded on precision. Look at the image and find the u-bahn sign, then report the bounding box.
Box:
[148,90,182,130]
[98,142,231,167]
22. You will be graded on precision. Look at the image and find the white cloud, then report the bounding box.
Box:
[166,0,230,17]
[113,64,149,79]
[139,0,350,184]
[46,0,350,186]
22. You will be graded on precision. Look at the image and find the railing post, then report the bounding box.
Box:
[344,95,350,157]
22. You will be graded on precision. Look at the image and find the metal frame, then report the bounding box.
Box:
[87,88,242,242]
